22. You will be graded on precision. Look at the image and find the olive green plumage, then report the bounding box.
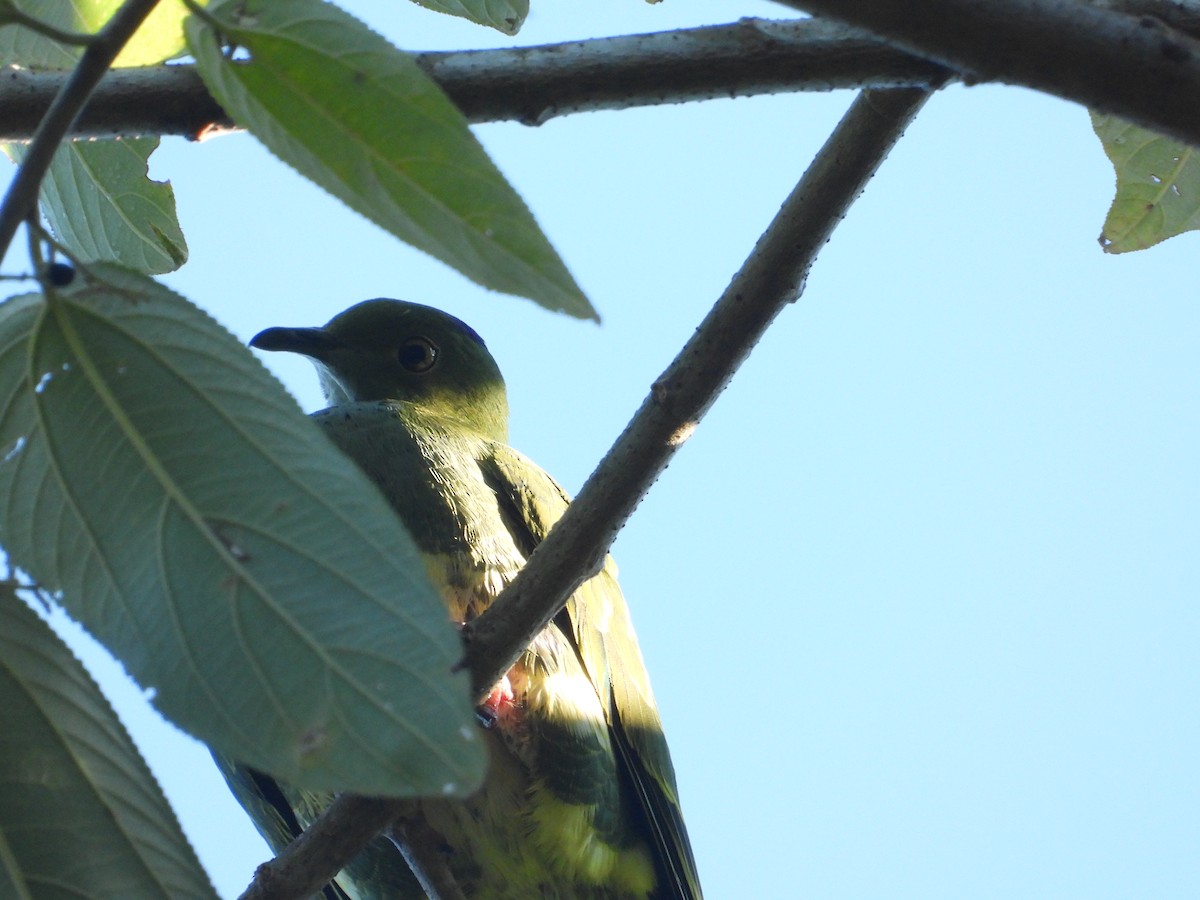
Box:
[224,299,701,899]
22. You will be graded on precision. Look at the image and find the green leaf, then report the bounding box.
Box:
[41,139,188,275]
[0,0,191,67]
[0,2,191,276]
[7,139,188,275]
[407,0,528,35]
[0,266,486,797]
[0,0,101,67]
[0,587,219,899]
[186,0,595,319]
[115,0,193,67]
[1091,113,1200,253]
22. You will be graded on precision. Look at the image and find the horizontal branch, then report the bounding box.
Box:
[0,18,946,140]
[774,0,1200,147]
[420,18,943,125]
[0,64,233,142]
[4,1,1198,143]
[4,2,1199,143]
[1090,0,1200,32]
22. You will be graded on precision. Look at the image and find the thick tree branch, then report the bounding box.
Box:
[0,0,162,262]
[1091,0,1200,32]
[421,18,941,125]
[3,1,1199,143]
[463,84,937,695]
[774,0,1200,147]
[0,6,96,46]
[0,19,946,140]
[0,65,234,142]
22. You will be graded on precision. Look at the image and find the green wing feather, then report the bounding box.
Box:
[479,445,703,900]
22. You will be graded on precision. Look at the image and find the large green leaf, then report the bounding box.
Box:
[0,587,219,899]
[0,266,485,796]
[1091,113,1200,253]
[186,0,594,319]
[408,0,528,35]
[0,0,190,275]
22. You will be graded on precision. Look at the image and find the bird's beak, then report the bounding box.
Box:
[249,326,340,360]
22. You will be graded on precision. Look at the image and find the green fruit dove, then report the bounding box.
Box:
[219,299,702,899]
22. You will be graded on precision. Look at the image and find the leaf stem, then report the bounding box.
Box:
[0,0,162,265]
[0,2,97,46]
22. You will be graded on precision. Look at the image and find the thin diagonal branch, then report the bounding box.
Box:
[388,817,467,900]
[237,796,464,900]
[462,84,938,696]
[0,0,162,263]
[237,796,411,900]
[774,0,1200,147]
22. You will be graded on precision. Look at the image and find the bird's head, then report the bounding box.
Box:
[250,299,509,441]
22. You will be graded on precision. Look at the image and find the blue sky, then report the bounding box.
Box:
[9,1,1200,897]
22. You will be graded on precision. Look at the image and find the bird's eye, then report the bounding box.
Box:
[398,336,439,373]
